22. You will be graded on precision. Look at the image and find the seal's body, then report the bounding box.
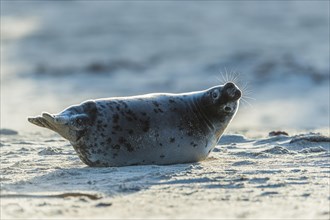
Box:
[28,82,241,167]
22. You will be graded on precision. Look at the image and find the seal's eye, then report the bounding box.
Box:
[212,90,220,99]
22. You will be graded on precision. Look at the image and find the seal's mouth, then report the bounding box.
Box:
[222,82,241,102]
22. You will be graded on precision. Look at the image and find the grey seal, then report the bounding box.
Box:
[28,82,241,167]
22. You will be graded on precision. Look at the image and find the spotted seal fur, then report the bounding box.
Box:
[28,82,241,167]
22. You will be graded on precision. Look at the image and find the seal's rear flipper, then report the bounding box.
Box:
[28,115,55,130]
[28,111,90,134]
[28,112,89,142]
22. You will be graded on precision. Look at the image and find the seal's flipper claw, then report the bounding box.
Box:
[41,112,71,132]
[28,116,46,128]
[42,112,54,121]
[39,116,57,131]
[28,116,56,131]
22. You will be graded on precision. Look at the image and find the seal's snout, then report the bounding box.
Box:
[223,82,241,101]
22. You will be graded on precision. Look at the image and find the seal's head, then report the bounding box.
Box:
[201,82,241,125]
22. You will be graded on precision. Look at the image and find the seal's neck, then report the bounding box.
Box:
[189,93,216,132]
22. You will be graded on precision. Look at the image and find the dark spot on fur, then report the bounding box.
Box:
[169,99,176,103]
[118,137,134,152]
[97,124,104,131]
[97,149,102,154]
[126,109,138,120]
[141,112,147,116]
[112,144,120,150]
[124,143,134,152]
[190,141,198,147]
[140,119,150,132]
[160,155,165,159]
[107,137,112,144]
[83,101,97,124]
[119,101,128,109]
[128,129,134,135]
[113,125,123,131]
[112,114,119,123]
[159,143,163,146]
[118,137,126,144]
[170,137,175,143]
[152,101,160,107]
[126,116,133,121]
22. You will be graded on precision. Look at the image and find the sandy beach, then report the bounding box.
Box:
[1,129,329,219]
[1,1,329,219]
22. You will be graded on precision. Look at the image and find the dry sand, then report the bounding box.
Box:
[1,129,329,219]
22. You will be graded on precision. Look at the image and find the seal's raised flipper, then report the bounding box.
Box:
[28,111,91,142]
[28,113,60,132]
[28,116,47,128]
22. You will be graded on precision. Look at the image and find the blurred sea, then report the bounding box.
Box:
[1,1,329,133]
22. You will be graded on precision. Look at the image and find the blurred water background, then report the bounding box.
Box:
[1,1,329,133]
